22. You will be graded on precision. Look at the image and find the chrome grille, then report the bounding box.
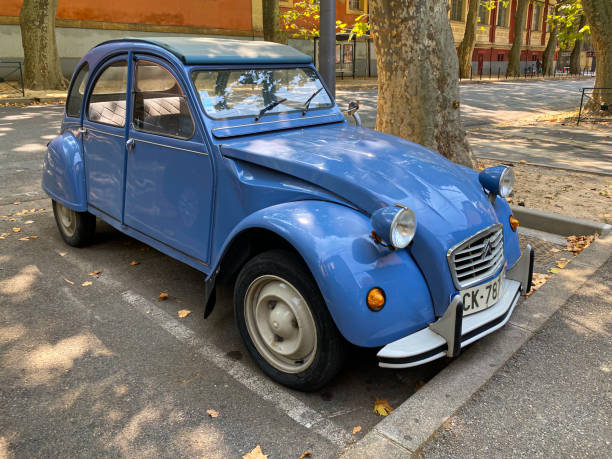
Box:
[447,224,505,289]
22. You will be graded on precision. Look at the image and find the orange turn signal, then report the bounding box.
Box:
[367,287,386,311]
[509,215,520,231]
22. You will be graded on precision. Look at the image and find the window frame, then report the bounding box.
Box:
[65,63,89,119]
[346,0,365,15]
[477,3,489,26]
[449,0,464,22]
[496,1,508,27]
[85,58,129,129]
[131,59,196,141]
[532,3,541,31]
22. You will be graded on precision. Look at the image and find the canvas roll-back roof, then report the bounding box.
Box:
[95,37,313,65]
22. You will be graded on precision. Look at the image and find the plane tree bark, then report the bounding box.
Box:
[263,0,287,43]
[569,13,586,74]
[582,0,611,109]
[19,0,67,90]
[457,0,481,79]
[369,0,473,168]
[542,5,560,76]
[506,0,529,77]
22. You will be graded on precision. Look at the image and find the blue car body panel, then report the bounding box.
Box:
[42,37,524,348]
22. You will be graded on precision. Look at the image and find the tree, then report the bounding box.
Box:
[569,13,586,73]
[263,0,287,44]
[19,0,67,90]
[457,0,481,79]
[506,0,529,77]
[542,4,561,76]
[369,0,473,167]
[280,0,358,39]
[582,0,611,108]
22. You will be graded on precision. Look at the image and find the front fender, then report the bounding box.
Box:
[222,201,435,347]
[42,132,87,211]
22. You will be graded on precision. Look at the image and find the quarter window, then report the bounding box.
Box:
[87,61,128,128]
[132,60,195,139]
[66,64,89,118]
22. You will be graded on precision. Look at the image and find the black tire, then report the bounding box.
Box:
[234,249,346,391]
[52,200,96,247]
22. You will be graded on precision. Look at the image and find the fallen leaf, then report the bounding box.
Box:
[206,409,219,418]
[18,237,30,241]
[0,232,9,239]
[24,220,34,224]
[64,278,74,285]
[30,235,38,239]
[81,281,93,287]
[299,452,312,459]
[178,309,192,318]
[548,267,560,274]
[9,218,16,221]
[13,201,21,205]
[352,426,362,435]
[89,270,103,276]
[12,227,21,232]
[374,398,394,416]
[550,248,561,253]
[565,234,598,255]
[158,292,169,301]
[59,252,67,257]
[243,445,267,459]
[129,260,140,266]
[16,169,24,172]
[556,258,570,269]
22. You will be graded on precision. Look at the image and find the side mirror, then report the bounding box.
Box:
[346,100,362,126]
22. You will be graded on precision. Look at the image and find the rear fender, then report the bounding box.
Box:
[42,132,87,211]
[220,200,435,347]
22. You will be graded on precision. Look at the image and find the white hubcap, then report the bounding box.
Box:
[244,275,317,373]
[56,203,76,237]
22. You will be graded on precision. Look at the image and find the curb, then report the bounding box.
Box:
[0,96,65,106]
[341,231,612,458]
[511,206,612,237]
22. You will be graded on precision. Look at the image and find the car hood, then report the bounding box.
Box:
[220,124,500,316]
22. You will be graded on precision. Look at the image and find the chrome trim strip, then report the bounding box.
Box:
[86,127,124,138]
[135,138,208,156]
[212,113,340,132]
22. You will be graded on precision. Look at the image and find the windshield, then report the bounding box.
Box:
[192,67,333,120]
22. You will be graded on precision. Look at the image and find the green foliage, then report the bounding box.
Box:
[548,1,590,50]
[279,0,369,40]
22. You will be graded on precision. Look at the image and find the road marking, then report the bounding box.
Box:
[120,290,352,447]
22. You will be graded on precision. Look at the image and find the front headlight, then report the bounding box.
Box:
[371,205,417,249]
[479,165,515,198]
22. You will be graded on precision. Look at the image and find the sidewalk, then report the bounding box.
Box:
[419,255,611,458]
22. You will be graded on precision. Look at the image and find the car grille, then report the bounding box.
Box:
[447,224,505,289]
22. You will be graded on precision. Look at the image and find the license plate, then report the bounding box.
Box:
[460,272,504,316]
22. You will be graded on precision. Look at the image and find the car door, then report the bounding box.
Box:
[124,57,213,264]
[82,57,129,221]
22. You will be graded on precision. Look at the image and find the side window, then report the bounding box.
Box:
[66,64,89,118]
[87,61,128,128]
[132,60,195,139]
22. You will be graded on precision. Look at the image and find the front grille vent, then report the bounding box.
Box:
[448,224,505,289]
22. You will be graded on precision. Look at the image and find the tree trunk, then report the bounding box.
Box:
[582,0,612,110]
[542,7,559,76]
[263,0,287,44]
[506,0,529,77]
[369,0,473,168]
[457,0,480,79]
[19,0,67,90]
[569,14,586,74]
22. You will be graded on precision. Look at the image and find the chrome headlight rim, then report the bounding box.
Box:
[498,167,515,197]
[389,206,417,248]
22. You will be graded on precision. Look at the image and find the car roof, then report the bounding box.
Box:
[95,36,313,65]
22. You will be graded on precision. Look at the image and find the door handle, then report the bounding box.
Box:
[78,127,87,135]
[126,138,135,151]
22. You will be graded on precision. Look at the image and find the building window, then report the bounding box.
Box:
[496,1,507,27]
[478,2,488,25]
[497,53,505,61]
[450,0,464,21]
[279,0,293,7]
[532,3,542,30]
[347,0,364,14]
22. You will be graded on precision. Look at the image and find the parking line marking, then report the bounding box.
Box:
[120,290,352,447]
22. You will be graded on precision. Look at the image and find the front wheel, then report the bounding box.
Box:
[52,200,96,247]
[234,250,345,391]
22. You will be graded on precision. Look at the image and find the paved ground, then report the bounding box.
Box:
[419,257,612,458]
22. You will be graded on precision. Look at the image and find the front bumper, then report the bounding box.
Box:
[377,244,534,369]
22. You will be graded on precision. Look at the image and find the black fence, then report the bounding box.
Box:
[460,65,595,82]
[577,87,611,125]
[0,61,25,97]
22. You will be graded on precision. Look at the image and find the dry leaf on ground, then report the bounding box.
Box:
[178,309,192,318]
[206,409,219,418]
[556,258,570,269]
[9,218,16,221]
[59,252,67,257]
[129,260,140,266]
[374,398,394,416]
[549,267,560,274]
[243,445,267,459]
[12,227,20,232]
[550,248,561,253]
[526,273,551,297]
[81,281,93,287]
[566,234,598,255]
[352,426,362,435]
[299,452,312,459]
[24,220,34,224]
[13,201,21,205]
[89,270,103,276]
[18,237,29,241]
[158,292,169,301]
[30,235,38,239]
[64,278,74,285]
[0,233,8,239]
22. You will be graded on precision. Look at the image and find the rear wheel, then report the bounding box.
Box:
[52,200,96,247]
[234,250,345,391]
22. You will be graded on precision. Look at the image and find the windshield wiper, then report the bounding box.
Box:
[255,98,288,122]
[302,88,324,115]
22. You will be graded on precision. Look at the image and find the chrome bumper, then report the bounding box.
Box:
[377,245,534,369]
